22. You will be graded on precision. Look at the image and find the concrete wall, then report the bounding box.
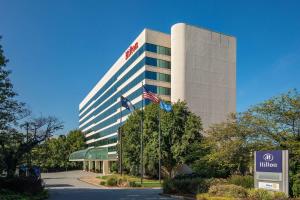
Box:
[171,23,236,129]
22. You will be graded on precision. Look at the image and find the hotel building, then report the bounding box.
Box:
[69,23,236,174]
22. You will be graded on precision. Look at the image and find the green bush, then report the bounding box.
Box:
[248,188,288,200]
[208,184,248,198]
[227,175,254,189]
[99,181,106,186]
[209,178,228,186]
[292,173,300,197]
[106,176,118,186]
[163,178,211,194]
[129,181,141,187]
[197,193,234,200]
[273,191,289,200]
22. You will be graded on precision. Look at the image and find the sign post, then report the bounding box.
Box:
[254,150,289,196]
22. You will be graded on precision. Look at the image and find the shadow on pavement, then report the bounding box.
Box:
[48,188,174,200]
[46,184,74,187]
[43,177,70,180]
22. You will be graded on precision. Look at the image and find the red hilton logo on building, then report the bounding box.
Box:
[125,42,138,60]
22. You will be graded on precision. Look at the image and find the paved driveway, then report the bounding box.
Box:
[42,170,175,200]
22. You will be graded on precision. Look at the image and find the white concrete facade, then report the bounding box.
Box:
[171,23,236,129]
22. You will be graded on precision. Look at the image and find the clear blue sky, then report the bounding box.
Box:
[1,0,300,134]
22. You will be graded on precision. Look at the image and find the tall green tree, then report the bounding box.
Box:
[0,36,25,132]
[121,101,203,178]
[193,89,300,180]
[32,130,86,171]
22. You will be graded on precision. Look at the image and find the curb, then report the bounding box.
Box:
[77,177,162,190]
[160,193,196,200]
[77,177,110,189]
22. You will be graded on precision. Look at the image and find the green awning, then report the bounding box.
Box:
[86,147,108,160]
[69,147,109,161]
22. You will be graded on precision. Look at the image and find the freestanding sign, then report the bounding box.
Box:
[254,150,289,196]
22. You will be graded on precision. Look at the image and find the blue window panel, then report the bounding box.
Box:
[145,85,157,93]
[145,71,156,80]
[145,57,157,66]
[145,43,157,52]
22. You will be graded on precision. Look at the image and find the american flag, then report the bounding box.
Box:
[143,86,160,104]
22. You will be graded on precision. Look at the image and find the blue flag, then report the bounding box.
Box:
[121,96,135,112]
[160,100,172,112]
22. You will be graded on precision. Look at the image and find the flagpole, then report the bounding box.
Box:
[119,97,123,176]
[140,82,144,184]
[158,107,162,184]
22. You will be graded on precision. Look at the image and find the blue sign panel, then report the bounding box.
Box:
[256,150,282,173]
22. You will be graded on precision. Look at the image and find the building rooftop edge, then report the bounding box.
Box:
[172,22,236,38]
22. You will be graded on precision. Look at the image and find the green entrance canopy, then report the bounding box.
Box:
[69,147,109,161]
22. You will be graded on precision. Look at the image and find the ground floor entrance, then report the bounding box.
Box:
[83,160,110,175]
[69,147,117,175]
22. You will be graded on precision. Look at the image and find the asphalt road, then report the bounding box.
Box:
[42,170,176,200]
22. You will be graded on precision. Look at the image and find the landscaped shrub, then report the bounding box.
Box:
[129,181,141,187]
[272,191,289,200]
[197,193,234,200]
[106,176,118,186]
[99,181,106,186]
[117,177,129,187]
[292,173,300,197]
[208,184,248,198]
[228,175,254,189]
[163,178,211,194]
[248,188,288,200]
[209,178,228,186]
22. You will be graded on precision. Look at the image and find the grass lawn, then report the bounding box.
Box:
[96,174,162,188]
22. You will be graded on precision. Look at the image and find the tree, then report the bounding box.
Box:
[0,36,25,132]
[121,110,142,175]
[121,101,203,178]
[1,117,63,177]
[31,130,86,171]
[194,89,300,180]
[0,37,25,174]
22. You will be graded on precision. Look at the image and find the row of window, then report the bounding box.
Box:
[88,135,118,148]
[79,43,170,114]
[145,71,171,82]
[108,146,117,152]
[79,57,171,125]
[158,86,171,96]
[145,43,171,56]
[145,57,171,69]
[86,144,117,152]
